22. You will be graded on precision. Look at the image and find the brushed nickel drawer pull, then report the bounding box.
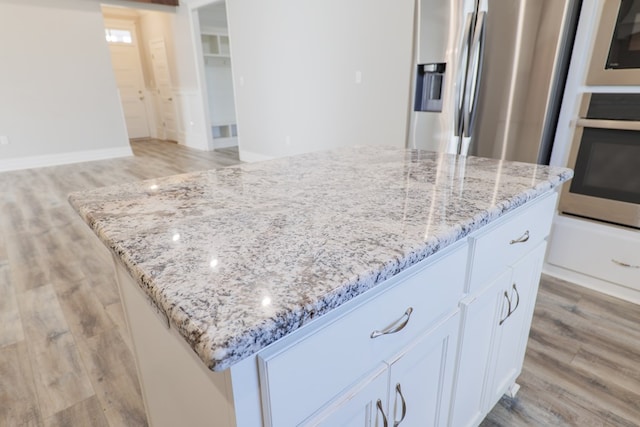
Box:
[376,399,389,427]
[611,259,640,269]
[371,307,414,339]
[393,383,407,426]
[510,230,530,245]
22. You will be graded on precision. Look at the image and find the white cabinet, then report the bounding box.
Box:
[450,270,511,427]
[112,192,559,427]
[258,246,468,426]
[308,364,389,427]
[305,313,460,427]
[201,33,230,57]
[449,192,554,427]
[384,313,459,427]
[546,214,640,303]
[486,243,546,408]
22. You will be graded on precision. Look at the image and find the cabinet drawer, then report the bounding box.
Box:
[467,193,557,294]
[547,217,640,291]
[257,244,467,427]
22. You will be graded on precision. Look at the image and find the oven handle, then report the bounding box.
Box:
[576,118,640,131]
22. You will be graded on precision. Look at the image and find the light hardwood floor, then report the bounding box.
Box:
[482,274,640,427]
[1,140,639,426]
[0,140,240,427]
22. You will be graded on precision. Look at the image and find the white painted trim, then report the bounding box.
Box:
[190,8,216,151]
[549,0,600,167]
[543,263,640,305]
[238,149,275,163]
[0,146,133,172]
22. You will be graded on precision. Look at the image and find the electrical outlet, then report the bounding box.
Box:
[0,136,9,145]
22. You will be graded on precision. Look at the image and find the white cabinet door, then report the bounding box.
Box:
[486,243,546,408]
[386,313,460,427]
[304,365,389,427]
[305,313,460,427]
[449,269,511,427]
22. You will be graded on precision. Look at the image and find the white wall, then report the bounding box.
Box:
[198,2,227,28]
[0,0,132,171]
[204,61,236,124]
[225,0,415,161]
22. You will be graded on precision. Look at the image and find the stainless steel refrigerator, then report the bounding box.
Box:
[408,0,582,164]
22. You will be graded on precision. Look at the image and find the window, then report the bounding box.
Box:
[105,28,133,44]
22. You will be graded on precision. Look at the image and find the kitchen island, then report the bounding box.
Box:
[70,147,572,427]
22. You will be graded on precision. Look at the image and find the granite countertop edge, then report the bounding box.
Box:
[69,166,572,372]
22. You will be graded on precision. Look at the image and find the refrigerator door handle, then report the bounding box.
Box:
[462,11,487,143]
[454,12,474,139]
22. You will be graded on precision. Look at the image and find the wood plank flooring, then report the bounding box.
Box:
[1,139,639,426]
[481,274,640,426]
[0,140,240,427]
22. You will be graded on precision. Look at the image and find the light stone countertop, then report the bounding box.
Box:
[69,147,573,371]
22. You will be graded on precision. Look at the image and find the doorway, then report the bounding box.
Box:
[193,1,239,149]
[149,38,179,141]
[104,18,150,139]
[101,4,179,144]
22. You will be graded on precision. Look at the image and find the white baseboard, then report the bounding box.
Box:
[238,149,275,163]
[0,146,133,172]
[212,137,238,150]
[543,263,640,305]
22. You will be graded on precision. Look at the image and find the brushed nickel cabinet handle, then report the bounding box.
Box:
[611,259,640,269]
[509,283,520,316]
[376,399,389,427]
[510,230,530,245]
[371,307,414,339]
[393,383,407,427]
[499,291,511,326]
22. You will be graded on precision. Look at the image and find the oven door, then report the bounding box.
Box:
[588,0,640,84]
[560,118,640,229]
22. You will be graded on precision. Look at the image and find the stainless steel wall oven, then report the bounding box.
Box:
[588,0,640,85]
[559,93,640,229]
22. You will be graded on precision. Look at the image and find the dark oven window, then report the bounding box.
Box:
[569,127,640,204]
[608,0,640,69]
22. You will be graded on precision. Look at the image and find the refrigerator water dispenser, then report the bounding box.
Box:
[414,63,446,112]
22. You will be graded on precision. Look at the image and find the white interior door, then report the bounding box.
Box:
[105,20,150,139]
[150,38,178,142]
